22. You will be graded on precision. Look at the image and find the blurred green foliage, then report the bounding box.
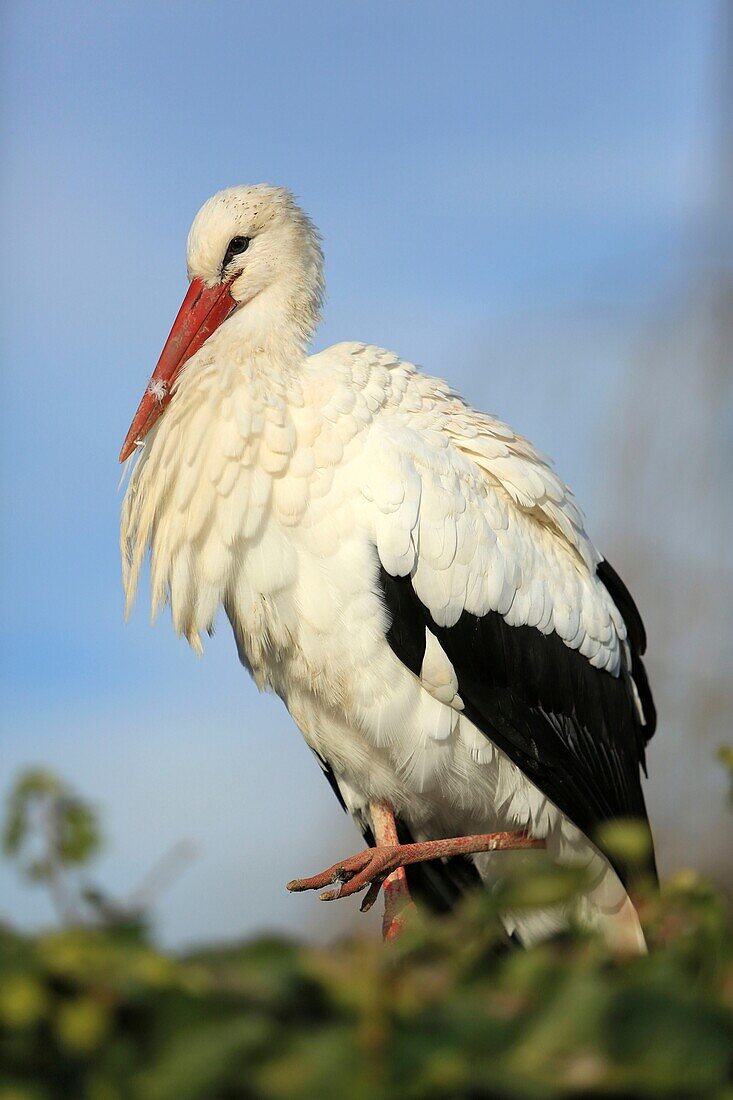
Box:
[2,769,101,927]
[719,746,733,805]
[3,770,101,873]
[1,770,731,1099]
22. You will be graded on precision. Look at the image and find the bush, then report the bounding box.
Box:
[1,769,731,1099]
[0,872,730,1099]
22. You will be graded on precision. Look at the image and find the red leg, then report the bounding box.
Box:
[287,806,545,941]
[370,802,417,941]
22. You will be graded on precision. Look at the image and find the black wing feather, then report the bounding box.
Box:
[377,561,656,882]
[597,558,657,744]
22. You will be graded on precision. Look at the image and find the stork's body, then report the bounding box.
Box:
[121,186,656,949]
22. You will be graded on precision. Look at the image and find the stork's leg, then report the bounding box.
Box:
[370,801,417,941]
[287,801,417,939]
[287,812,545,939]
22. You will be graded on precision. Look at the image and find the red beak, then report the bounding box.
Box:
[119,277,238,462]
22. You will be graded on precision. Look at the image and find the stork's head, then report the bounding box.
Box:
[120,184,324,462]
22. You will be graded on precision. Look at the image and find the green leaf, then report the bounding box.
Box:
[58,799,100,864]
[718,745,733,805]
[595,818,654,868]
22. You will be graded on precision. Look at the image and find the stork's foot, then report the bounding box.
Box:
[286,829,546,915]
[287,845,408,912]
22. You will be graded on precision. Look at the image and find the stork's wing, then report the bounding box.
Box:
[362,411,655,868]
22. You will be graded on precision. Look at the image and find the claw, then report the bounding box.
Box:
[360,877,385,913]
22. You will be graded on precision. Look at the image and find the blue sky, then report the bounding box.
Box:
[0,1,721,945]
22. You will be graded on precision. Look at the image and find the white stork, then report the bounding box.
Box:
[120,184,656,950]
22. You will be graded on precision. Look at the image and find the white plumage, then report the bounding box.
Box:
[121,185,655,950]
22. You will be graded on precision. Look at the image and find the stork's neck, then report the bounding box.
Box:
[224,279,319,365]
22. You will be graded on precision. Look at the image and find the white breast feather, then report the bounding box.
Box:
[122,337,629,689]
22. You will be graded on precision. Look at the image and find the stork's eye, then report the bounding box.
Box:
[222,236,250,269]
